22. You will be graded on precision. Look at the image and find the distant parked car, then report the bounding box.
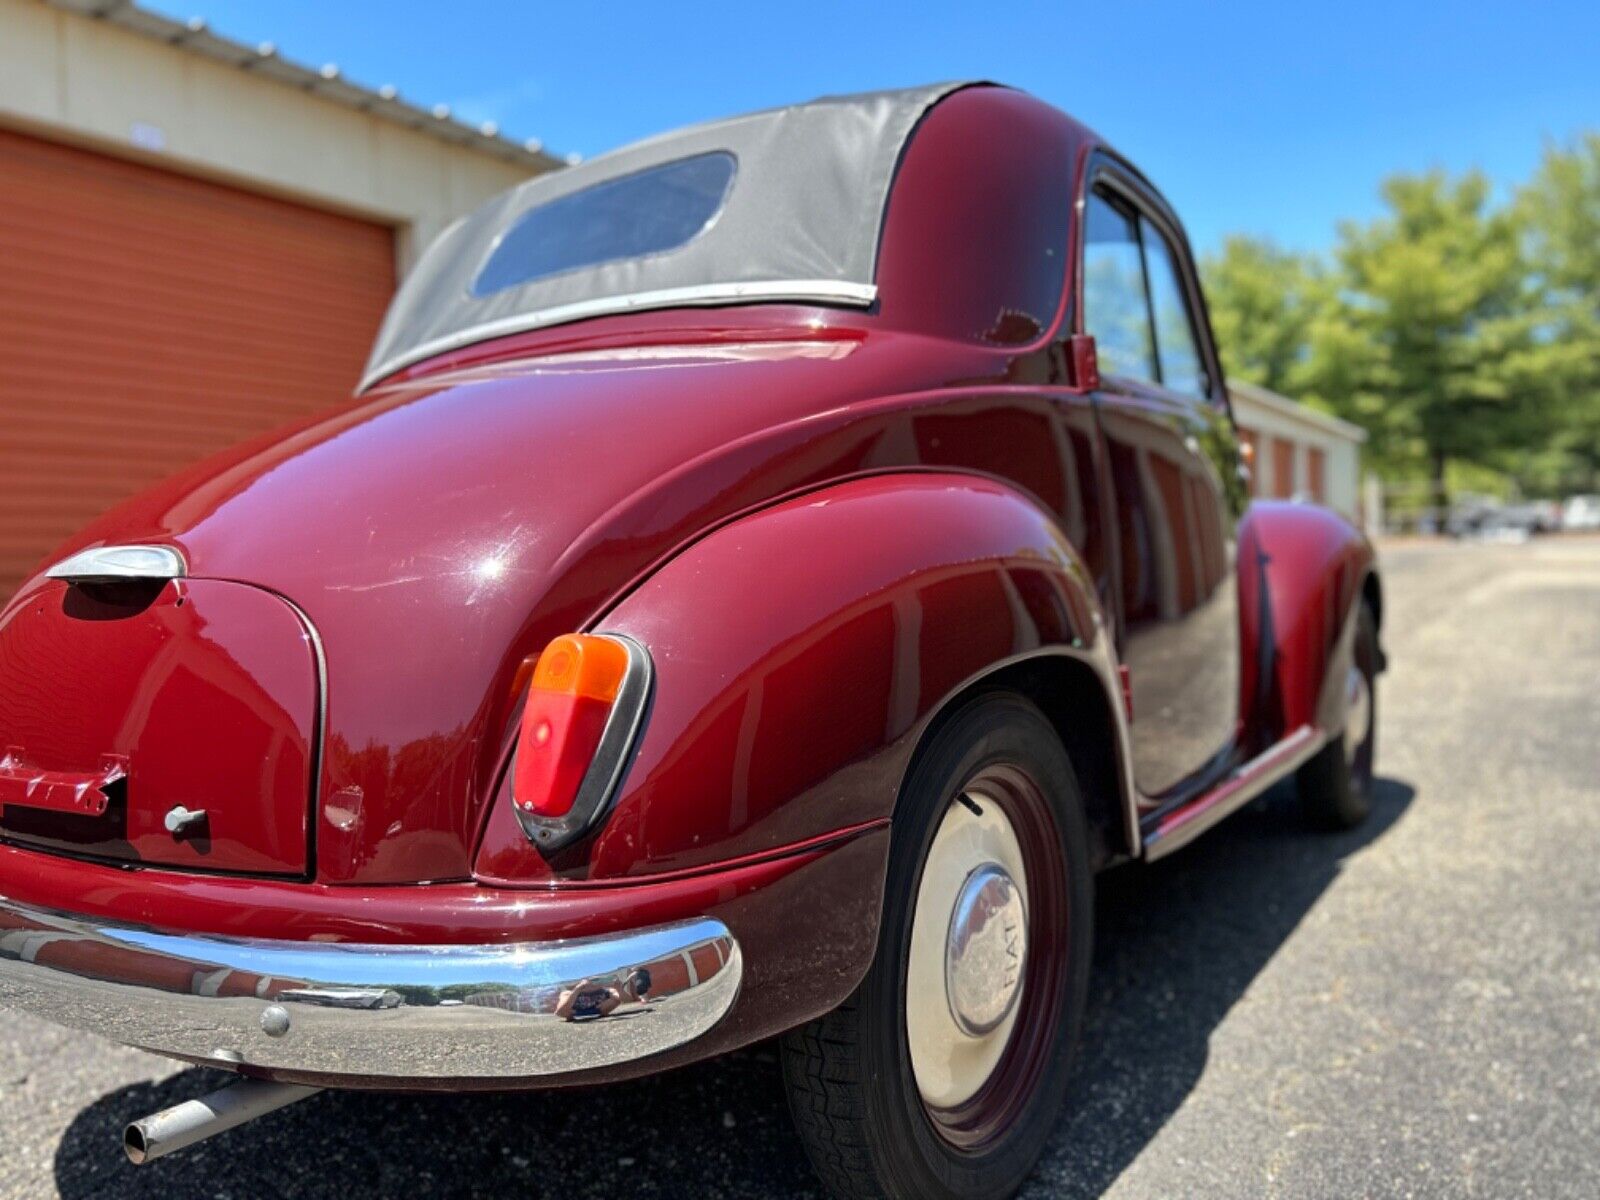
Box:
[1474,501,1559,541]
[1529,501,1561,533]
[0,83,1384,1199]
[1445,493,1503,538]
[1477,510,1534,542]
[1563,495,1600,531]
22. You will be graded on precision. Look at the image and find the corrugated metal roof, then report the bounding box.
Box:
[38,0,570,172]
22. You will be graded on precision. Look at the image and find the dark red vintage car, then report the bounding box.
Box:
[0,83,1381,1198]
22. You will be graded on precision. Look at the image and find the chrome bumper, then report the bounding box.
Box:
[0,897,740,1082]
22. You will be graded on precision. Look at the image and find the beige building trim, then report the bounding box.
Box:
[1229,380,1367,522]
[1229,379,1368,444]
[0,0,561,272]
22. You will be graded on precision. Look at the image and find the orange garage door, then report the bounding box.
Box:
[0,127,396,598]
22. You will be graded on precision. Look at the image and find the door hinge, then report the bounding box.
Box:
[1070,334,1100,391]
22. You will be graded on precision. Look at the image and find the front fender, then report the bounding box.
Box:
[1238,501,1377,749]
[474,472,1120,884]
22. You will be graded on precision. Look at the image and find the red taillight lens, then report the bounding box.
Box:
[511,634,650,849]
[514,690,612,817]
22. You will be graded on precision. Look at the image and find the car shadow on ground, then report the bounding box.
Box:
[54,777,1414,1200]
[1036,774,1415,1197]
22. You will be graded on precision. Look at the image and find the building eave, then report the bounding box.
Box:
[37,0,568,172]
[1229,379,1368,444]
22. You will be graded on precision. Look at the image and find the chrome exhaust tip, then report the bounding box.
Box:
[124,1078,319,1164]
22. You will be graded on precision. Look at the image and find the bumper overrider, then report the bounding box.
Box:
[0,897,740,1082]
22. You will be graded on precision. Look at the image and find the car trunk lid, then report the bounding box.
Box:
[0,577,317,877]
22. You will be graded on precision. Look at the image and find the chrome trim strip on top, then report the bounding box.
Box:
[1141,725,1326,862]
[359,279,879,392]
[0,899,741,1082]
[46,544,186,582]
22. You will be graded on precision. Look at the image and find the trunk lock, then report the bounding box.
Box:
[163,806,208,836]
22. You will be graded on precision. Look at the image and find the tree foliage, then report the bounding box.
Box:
[1321,171,1531,489]
[1517,134,1600,489]
[1201,134,1600,497]
[1200,236,1322,395]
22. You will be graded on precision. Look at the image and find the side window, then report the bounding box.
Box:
[1140,218,1208,398]
[1082,189,1156,382]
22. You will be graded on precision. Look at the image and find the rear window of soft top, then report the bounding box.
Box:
[472,151,738,297]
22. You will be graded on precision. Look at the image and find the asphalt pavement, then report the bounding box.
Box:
[2,536,1597,1198]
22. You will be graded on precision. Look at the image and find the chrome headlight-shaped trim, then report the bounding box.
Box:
[514,633,653,855]
[46,544,187,583]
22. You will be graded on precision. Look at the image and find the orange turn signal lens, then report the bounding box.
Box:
[531,633,630,702]
[514,634,648,832]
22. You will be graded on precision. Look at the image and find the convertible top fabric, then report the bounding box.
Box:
[362,82,972,389]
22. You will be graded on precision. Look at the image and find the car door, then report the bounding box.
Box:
[1078,165,1246,799]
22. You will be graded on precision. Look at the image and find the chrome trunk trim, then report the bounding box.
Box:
[46,544,186,582]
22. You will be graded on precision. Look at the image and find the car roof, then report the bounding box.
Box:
[362,82,977,391]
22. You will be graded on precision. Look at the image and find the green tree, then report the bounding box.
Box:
[1517,134,1600,490]
[1200,236,1322,395]
[1523,132,1600,296]
[1300,170,1535,498]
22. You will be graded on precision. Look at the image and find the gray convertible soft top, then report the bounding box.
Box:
[361,82,970,390]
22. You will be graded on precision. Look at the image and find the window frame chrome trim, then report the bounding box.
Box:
[359,279,879,393]
[1074,151,1232,416]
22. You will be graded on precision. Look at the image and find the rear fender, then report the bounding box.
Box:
[474,473,1131,884]
[1238,501,1377,749]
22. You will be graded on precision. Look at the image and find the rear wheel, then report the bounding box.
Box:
[782,693,1092,1200]
[1297,601,1379,829]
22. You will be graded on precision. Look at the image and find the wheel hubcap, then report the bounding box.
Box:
[1343,666,1371,761]
[907,790,1029,1111]
[945,864,1027,1037]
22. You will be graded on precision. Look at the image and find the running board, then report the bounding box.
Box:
[1141,725,1325,862]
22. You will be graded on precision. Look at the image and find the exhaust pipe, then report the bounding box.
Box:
[124,1078,319,1164]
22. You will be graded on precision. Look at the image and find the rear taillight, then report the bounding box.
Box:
[512,632,652,853]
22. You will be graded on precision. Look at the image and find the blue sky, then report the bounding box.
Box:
[145,1,1599,256]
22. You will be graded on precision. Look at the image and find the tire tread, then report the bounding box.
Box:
[1297,602,1378,830]
[781,995,882,1199]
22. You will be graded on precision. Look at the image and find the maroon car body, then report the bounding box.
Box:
[0,83,1380,1193]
